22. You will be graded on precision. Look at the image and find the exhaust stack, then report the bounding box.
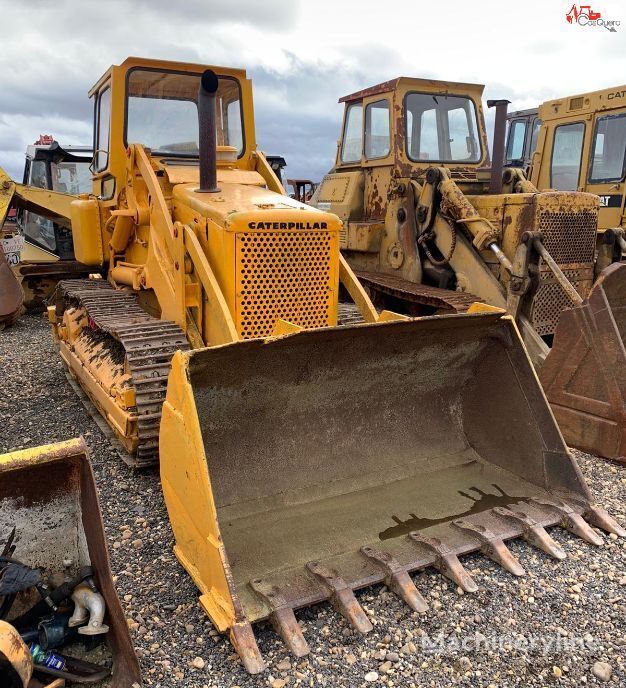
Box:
[198,69,221,193]
[487,99,510,195]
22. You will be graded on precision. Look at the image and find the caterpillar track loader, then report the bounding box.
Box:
[506,85,626,273]
[312,78,626,462]
[3,58,624,673]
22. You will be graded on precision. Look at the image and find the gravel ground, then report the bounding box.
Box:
[1,312,625,688]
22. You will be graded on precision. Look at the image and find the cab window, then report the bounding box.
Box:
[506,120,527,162]
[364,99,390,159]
[21,160,55,252]
[550,122,585,190]
[125,69,244,157]
[95,87,111,171]
[530,118,541,155]
[588,113,626,183]
[405,92,480,163]
[341,103,363,163]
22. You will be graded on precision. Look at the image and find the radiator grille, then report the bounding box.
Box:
[531,206,597,335]
[538,208,597,264]
[236,231,335,339]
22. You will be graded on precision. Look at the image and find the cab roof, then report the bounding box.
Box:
[339,76,485,103]
[539,84,626,120]
[88,56,248,97]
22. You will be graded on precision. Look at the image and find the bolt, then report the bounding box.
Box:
[175,261,179,270]
[173,226,178,238]
[2,181,10,189]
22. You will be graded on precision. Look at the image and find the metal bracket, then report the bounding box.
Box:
[360,546,428,613]
[452,519,525,576]
[408,532,478,592]
[249,578,309,657]
[583,504,626,538]
[306,561,373,633]
[529,498,603,546]
[492,506,566,560]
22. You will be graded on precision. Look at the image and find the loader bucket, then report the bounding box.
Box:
[160,311,624,673]
[540,261,626,462]
[0,438,141,686]
[0,242,23,330]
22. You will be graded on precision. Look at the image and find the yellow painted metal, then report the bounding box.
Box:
[70,197,104,265]
[0,168,15,226]
[0,620,32,687]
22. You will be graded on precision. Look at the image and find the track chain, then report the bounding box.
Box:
[55,279,189,467]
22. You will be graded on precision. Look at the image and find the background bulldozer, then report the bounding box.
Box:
[311,77,625,462]
[505,83,626,273]
[3,57,623,672]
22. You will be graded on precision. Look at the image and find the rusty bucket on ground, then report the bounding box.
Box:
[159,311,624,673]
[0,438,141,686]
[0,242,23,330]
[540,262,626,463]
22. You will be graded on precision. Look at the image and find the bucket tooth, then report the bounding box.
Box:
[360,546,428,613]
[452,519,525,576]
[530,498,603,546]
[583,505,626,538]
[249,579,310,657]
[408,533,479,592]
[492,506,567,560]
[306,561,373,633]
[230,621,266,674]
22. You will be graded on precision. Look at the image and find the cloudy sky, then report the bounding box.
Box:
[1,0,624,183]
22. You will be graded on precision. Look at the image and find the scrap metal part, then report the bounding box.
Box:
[0,438,141,686]
[540,262,626,463]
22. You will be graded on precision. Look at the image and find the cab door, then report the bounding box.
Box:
[583,109,626,232]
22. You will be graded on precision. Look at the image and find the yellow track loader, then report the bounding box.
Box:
[0,438,141,686]
[3,58,624,673]
[312,77,626,463]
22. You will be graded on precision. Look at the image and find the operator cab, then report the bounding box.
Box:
[334,77,489,175]
[18,137,92,259]
[89,57,258,203]
[505,108,541,174]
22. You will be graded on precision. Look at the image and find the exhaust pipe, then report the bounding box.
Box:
[197,69,221,193]
[68,583,110,636]
[487,99,510,195]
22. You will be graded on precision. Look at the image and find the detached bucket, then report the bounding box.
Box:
[160,311,624,673]
[0,438,141,686]
[0,242,23,330]
[541,261,626,462]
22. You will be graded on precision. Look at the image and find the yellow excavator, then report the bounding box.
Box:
[312,77,625,463]
[2,58,624,673]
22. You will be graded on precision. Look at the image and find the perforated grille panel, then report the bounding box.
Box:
[538,209,597,264]
[531,206,597,335]
[532,269,593,336]
[236,231,336,339]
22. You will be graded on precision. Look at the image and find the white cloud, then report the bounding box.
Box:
[1,0,624,181]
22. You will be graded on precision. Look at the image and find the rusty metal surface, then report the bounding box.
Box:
[531,198,598,335]
[356,270,481,311]
[56,279,189,467]
[540,261,626,462]
[0,243,23,329]
[180,311,624,668]
[0,439,141,686]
